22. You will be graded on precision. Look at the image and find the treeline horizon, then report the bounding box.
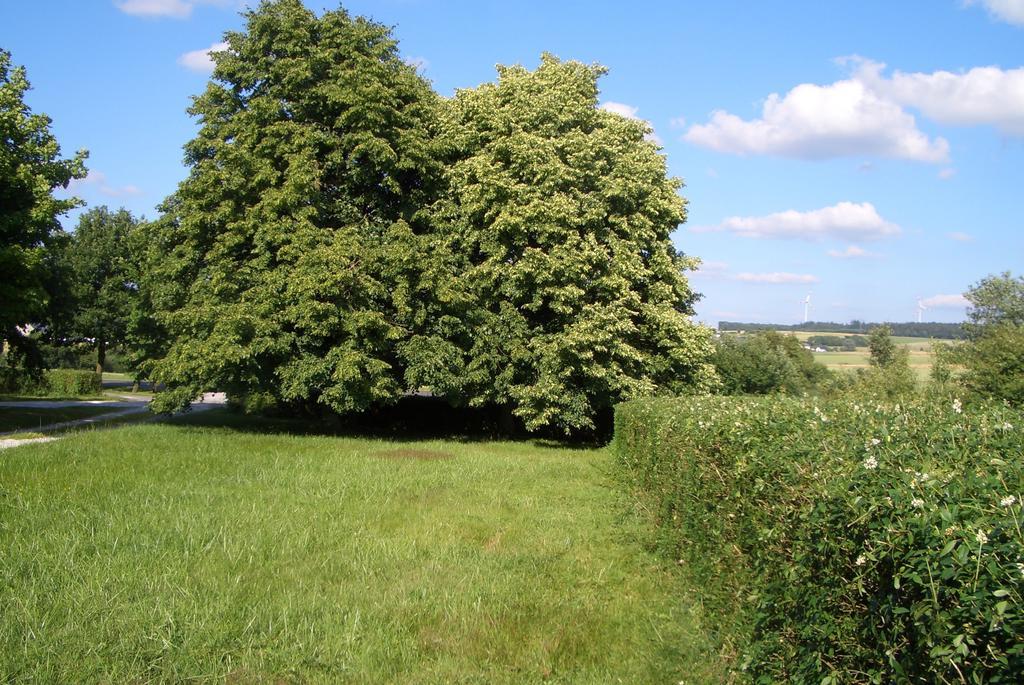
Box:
[717,320,969,339]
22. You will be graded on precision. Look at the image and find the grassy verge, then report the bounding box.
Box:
[0,414,726,683]
[0,405,125,433]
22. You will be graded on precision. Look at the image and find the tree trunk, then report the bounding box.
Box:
[96,339,106,376]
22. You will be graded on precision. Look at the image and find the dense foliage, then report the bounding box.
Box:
[964,272,1024,335]
[61,207,141,373]
[956,273,1024,406]
[138,2,715,433]
[142,0,440,414]
[415,54,715,434]
[43,369,102,396]
[0,368,100,396]
[712,330,830,395]
[0,49,86,367]
[615,395,1024,683]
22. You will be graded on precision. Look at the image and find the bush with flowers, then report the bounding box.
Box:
[614,395,1024,683]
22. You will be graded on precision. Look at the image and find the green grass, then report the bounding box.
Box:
[0,412,726,683]
[0,405,125,433]
[811,349,935,381]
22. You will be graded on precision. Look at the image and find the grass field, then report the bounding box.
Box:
[784,330,953,382]
[0,405,125,433]
[0,411,725,683]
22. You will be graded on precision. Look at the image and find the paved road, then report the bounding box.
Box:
[0,393,227,449]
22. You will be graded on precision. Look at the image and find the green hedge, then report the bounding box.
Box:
[614,396,1024,683]
[44,369,102,396]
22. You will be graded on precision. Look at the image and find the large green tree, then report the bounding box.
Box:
[0,49,86,363]
[63,207,140,373]
[144,0,440,412]
[410,54,716,434]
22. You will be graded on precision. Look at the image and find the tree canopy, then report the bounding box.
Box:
[412,54,716,433]
[0,49,86,363]
[139,3,715,432]
[143,0,440,413]
[959,272,1024,404]
[63,207,141,373]
[964,271,1024,335]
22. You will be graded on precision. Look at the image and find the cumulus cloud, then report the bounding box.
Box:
[600,101,640,119]
[939,167,957,180]
[851,58,1024,136]
[966,0,1024,26]
[600,101,662,145]
[115,0,230,18]
[178,42,229,73]
[922,294,971,309]
[684,77,949,162]
[947,231,975,242]
[827,245,877,259]
[67,170,142,197]
[734,272,820,284]
[693,201,901,242]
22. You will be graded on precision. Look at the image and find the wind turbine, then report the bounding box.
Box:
[802,294,811,323]
[916,297,927,323]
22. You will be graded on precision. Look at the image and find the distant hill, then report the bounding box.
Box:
[717,320,967,340]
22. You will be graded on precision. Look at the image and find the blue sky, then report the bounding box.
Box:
[4,0,1022,325]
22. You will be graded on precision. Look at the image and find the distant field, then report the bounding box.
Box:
[782,330,954,382]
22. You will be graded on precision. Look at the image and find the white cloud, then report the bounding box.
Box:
[600,101,640,119]
[939,167,957,180]
[947,231,975,242]
[827,245,877,259]
[966,0,1024,26]
[922,294,970,309]
[68,171,143,198]
[669,116,687,129]
[735,272,820,284]
[693,201,901,242]
[115,0,230,18]
[692,260,730,278]
[178,42,229,73]
[851,58,1024,136]
[684,77,949,162]
[600,101,662,145]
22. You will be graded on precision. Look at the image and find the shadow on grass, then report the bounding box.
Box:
[165,396,610,449]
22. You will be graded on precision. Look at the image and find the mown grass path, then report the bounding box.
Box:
[0,414,725,683]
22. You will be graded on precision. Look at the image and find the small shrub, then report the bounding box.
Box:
[44,369,101,396]
[615,395,1024,682]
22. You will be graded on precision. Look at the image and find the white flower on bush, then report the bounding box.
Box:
[863,456,878,470]
[1001,422,1013,431]
[1001,495,1017,508]
[976,529,989,546]
[870,438,881,446]
[1017,562,1024,578]
[911,498,924,508]
[953,398,962,414]
[855,554,866,566]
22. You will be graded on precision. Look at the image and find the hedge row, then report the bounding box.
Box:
[0,369,102,396]
[45,369,102,395]
[614,395,1024,683]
